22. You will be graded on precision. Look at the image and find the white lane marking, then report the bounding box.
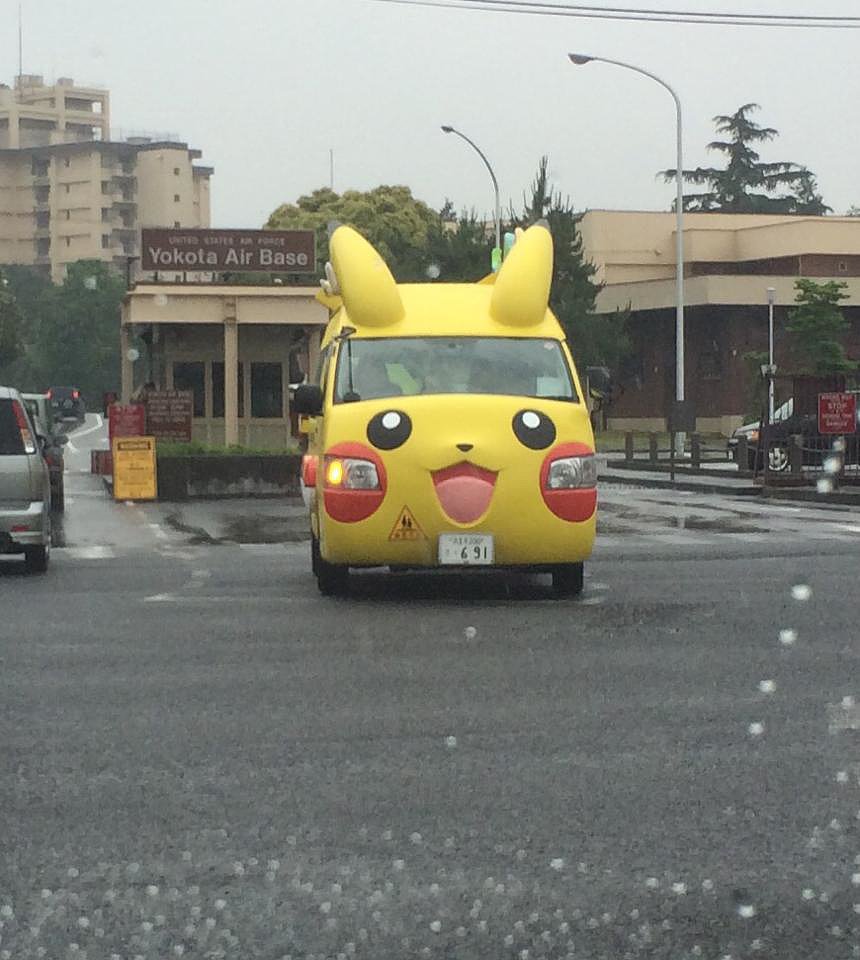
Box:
[55,545,115,560]
[579,596,605,605]
[143,594,315,605]
[588,581,611,592]
[68,413,104,439]
[839,524,860,534]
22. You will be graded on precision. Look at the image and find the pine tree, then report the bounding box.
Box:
[662,104,829,214]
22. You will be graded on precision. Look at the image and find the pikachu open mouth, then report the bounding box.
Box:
[432,462,497,524]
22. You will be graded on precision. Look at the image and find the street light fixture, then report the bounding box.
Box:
[568,53,686,442]
[767,286,776,422]
[440,125,501,266]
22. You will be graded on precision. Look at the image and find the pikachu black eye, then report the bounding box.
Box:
[512,409,556,450]
[367,410,412,450]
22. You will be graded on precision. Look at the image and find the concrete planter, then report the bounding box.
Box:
[156,454,302,501]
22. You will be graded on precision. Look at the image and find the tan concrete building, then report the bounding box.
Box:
[579,210,860,433]
[0,75,212,281]
[121,285,328,450]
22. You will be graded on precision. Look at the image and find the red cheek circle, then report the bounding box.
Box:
[323,441,387,523]
[540,441,597,523]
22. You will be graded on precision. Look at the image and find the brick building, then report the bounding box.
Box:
[579,211,860,434]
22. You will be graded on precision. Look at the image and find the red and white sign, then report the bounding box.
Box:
[108,403,146,443]
[817,392,857,435]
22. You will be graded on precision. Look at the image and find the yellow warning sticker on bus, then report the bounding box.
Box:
[388,506,425,541]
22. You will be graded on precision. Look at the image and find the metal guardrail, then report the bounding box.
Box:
[623,432,732,468]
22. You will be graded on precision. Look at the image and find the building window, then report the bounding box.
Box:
[102,208,111,222]
[36,238,50,257]
[64,157,71,168]
[838,260,848,273]
[173,362,206,418]
[102,235,111,249]
[174,194,180,202]
[212,361,244,418]
[101,180,110,194]
[174,221,181,228]
[64,183,70,194]
[698,338,722,380]
[251,362,283,418]
[65,237,71,247]
[31,159,49,177]
[174,167,180,175]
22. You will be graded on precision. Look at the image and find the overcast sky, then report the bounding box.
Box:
[3,0,858,227]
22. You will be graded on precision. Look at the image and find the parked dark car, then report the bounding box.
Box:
[49,385,86,424]
[729,395,860,471]
[22,393,68,512]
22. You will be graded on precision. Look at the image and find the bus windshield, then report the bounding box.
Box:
[333,336,578,403]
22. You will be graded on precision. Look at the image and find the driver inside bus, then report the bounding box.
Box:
[356,356,401,400]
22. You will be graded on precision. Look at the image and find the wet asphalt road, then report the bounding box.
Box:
[0,418,858,959]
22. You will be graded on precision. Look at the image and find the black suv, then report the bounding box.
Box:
[48,386,86,424]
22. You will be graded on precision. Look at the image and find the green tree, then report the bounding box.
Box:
[266,185,442,282]
[0,265,54,388]
[424,207,494,283]
[0,268,25,373]
[33,260,126,400]
[511,157,624,369]
[662,103,829,214]
[786,278,855,375]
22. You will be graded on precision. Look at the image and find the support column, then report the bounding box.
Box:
[224,317,239,447]
[120,323,133,403]
[308,327,322,383]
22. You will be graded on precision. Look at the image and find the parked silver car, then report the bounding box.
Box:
[0,386,52,572]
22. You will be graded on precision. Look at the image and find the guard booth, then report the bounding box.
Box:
[121,283,328,449]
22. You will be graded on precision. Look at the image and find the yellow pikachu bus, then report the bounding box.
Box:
[295,221,598,597]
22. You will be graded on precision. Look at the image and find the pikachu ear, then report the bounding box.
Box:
[328,225,404,328]
[490,221,553,327]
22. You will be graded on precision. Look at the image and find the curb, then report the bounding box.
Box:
[761,486,860,507]
[599,471,760,497]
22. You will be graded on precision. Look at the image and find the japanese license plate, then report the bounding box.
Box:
[438,533,494,566]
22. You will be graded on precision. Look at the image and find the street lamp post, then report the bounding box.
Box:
[441,125,501,262]
[767,286,776,422]
[568,54,686,445]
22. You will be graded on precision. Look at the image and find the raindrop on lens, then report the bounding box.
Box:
[758,680,776,694]
[817,477,833,494]
[464,626,477,640]
[738,904,756,919]
[748,722,765,737]
[779,628,797,646]
[791,584,812,601]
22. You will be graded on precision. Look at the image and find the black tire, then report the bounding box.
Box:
[768,445,789,472]
[551,562,584,598]
[316,557,349,597]
[311,535,320,576]
[24,544,49,574]
[52,481,65,514]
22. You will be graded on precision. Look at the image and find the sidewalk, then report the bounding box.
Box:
[598,457,860,507]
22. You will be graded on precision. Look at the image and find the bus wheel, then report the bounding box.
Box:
[551,563,584,598]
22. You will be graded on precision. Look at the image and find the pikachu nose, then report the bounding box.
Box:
[456,443,474,452]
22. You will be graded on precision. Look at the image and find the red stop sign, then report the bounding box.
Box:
[818,392,857,435]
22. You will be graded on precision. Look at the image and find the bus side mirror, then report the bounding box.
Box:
[293,384,323,416]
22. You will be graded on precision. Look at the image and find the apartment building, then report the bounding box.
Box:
[0,74,212,281]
